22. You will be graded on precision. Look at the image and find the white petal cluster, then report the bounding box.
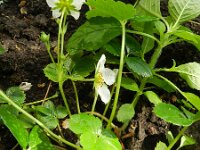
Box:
[46,0,85,19]
[95,54,118,104]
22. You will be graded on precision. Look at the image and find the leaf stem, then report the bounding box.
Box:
[0,90,81,149]
[71,80,80,113]
[107,21,127,129]
[59,83,71,117]
[91,91,98,112]
[166,126,188,150]
[24,93,58,106]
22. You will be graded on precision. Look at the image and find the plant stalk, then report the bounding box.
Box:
[107,21,127,129]
[166,126,188,150]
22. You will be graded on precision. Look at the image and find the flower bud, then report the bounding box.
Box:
[40,32,50,43]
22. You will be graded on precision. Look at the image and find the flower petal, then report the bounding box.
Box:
[19,82,32,91]
[46,0,57,8]
[102,68,117,86]
[70,10,80,20]
[96,54,106,73]
[72,0,85,10]
[97,84,110,104]
[52,9,61,18]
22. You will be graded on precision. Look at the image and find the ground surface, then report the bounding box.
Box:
[0,0,200,150]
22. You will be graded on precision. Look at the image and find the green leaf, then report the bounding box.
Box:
[155,141,167,150]
[153,103,193,126]
[125,57,152,77]
[35,101,58,129]
[72,56,95,77]
[138,0,161,17]
[183,92,200,111]
[147,76,176,92]
[141,22,155,54]
[0,43,6,55]
[121,77,139,92]
[117,104,135,123]
[67,17,121,55]
[144,91,162,106]
[86,0,136,21]
[168,0,200,24]
[6,87,26,105]
[56,105,68,119]
[171,62,200,90]
[166,131,174,144]
[154,21,166,35]
[36,115,58,129]
[126,35,141,56]
[28,126,56,150]
[43,63,68,83]
[0,106,29,148]
[103,39,121,57]
[172,30,200,50]
[69,113,102,134]
[177,135,196,150]
[80,130,121,150]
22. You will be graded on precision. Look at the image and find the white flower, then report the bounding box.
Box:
[19,82,32,91]
[94,54,118,104]
[46,0,85,20]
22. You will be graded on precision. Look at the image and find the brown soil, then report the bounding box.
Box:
[0,0,200,150]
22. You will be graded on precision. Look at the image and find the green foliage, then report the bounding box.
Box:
[80,129,121,150]
[0,105,29,148]
[177,135,196,150]
[170,62,200,90]
[86,0,136,22]
[0,43,5,54]
[121,77,139,92]
[168,0,200,25]
[35,101,68,129]
[72,56,95,77]
[141,23,155,54]
[116,103,135,123]
[28,126,56,150]
[153,103,193,126]
[125,57,153,77]
[6,87,26,105]
[138,0,161,17]
[43,63,68,83]
[172,29,200,50]
[147,76,176,92]
[67,17,121,55]
[155,141,167,150]
[103,39,121,56]
[69,113,102,134]
[69,113,121,150]
[144,91,162,106]
[183,92,200,111]
[125,35,141,56]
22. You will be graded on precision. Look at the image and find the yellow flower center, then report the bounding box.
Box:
[94,72,104,88]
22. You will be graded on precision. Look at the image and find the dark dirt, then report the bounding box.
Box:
[0,0,200,150]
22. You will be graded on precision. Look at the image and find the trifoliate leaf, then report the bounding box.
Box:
[86,0,136,21]
[69,113,102,134]
[117,104,135,123]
